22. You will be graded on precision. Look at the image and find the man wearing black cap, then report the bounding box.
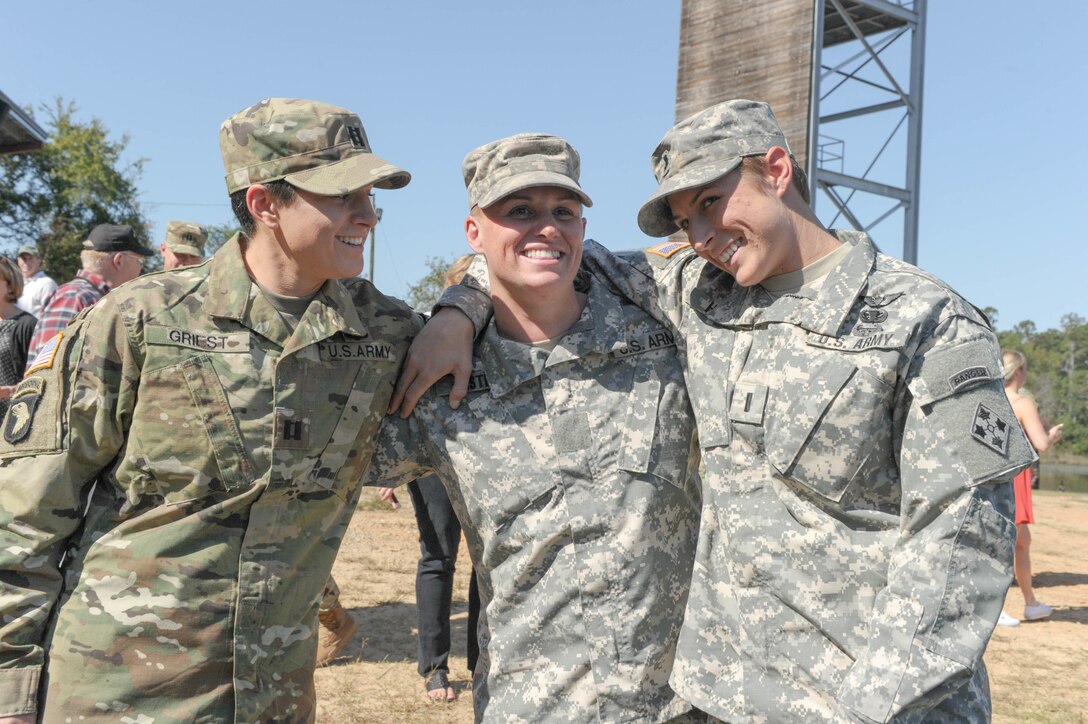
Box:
[23,223,153,371]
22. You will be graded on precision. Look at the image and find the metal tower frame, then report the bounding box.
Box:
[805,0,927,262]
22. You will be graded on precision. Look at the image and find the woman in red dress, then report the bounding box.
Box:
[1001,350,1064,625]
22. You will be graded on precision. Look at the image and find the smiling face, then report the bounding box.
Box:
[667,156,800,287]
[466,186,585,308]
[269,185,378,292]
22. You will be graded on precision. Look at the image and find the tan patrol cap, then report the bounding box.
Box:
[163,221,208,257]
[638,99,791,237]
[220,98,411,196]
[462,133,592,210]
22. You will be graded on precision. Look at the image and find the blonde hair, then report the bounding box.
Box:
[1002,349,1026,383]
[0,257,23,302]
[444,254,475,289]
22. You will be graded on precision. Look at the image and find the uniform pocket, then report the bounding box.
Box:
[619,368,696,488]
[765,356,891,502]
[123,354,255,506]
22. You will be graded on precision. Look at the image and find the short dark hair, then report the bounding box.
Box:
[230,180,297,236]
[741,154,810,205]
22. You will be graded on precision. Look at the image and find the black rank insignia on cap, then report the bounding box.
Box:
[971,402,1010,455]
[3,377,44,444]
[347,126,367,149]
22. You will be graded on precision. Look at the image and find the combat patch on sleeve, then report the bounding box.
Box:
[3,377,45,444]
[25,332,63,375]
[645,240,690,258]
[970,402,1010,455]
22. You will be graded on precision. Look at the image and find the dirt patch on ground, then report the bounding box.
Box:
[315,491,1088,723]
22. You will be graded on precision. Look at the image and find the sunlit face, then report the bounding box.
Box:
[17,253,40,279]
[161,245,204,270]
[466,186,585,306]
[272,186,378,290]
[667,166,798,287]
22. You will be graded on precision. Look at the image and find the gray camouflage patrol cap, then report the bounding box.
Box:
[463,133,592,209]
[163,221,208,257]
[220,98,411,195]
[637,99,790,237]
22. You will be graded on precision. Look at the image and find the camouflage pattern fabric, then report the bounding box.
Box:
[0,235,422,722]
[372,270,701,723]
[220,98,410,195]
[163,220,209,257]
[636,99,790,238]
[574,233,1031,722]
[462,132,593,209]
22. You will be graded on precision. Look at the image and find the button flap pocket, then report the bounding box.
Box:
[766,358,855,474]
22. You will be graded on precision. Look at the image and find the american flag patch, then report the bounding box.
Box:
[26,333,63,375]
[646,240,690,258]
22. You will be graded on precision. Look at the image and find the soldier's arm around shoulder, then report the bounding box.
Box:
[581,239,696,330]
[0,295,140,715]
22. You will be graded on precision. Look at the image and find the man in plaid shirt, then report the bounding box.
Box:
[25,224,153,372]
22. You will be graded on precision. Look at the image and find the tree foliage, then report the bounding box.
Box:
[0,98,149,282]
[994,311,1088,457]
[405,255,456,311]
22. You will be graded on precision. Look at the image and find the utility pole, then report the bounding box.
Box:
[368,194,382,282]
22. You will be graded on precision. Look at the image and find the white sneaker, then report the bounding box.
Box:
[997,611,1021,627]
[1024,602,1053,621]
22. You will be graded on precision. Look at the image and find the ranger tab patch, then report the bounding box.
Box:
[3,377,45,444]
[646,240,689,258]
[971,402,1010,455]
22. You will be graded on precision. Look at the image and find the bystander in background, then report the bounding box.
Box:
[0,256,36,415]
[15,244,56,318]
[1000,350,1064,626]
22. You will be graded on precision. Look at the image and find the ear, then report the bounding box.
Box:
[246,185,281,231]
[111,252,126,270]
[465,213,485,254]
[763,146,794,198]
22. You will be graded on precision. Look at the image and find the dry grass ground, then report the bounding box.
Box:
[315,490,1088,723]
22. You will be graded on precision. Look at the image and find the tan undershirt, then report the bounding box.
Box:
[760,243,851,298]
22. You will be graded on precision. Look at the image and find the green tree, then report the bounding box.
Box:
[995,309,1088,457]
[0,98,149,282]
[405,255,456,311]
[203,222,240,258]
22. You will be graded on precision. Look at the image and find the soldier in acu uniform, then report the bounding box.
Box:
[567,100,1034,722]
[371,133,703,723]
[0,98,446,722]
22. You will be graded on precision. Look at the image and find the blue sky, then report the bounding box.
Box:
[5,1,1085,331]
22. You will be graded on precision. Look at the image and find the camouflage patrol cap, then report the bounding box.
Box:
[637,99,791,237]
[220,98,411,195]
[463,133,592,209]
[163,221,208,257]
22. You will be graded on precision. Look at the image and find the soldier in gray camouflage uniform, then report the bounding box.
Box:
[568,100,1032,722]
[0,98,453,722]
[370,133,703,723]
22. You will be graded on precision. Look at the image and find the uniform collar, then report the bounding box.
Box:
[690,229,874,337]
[204,233,369,350]
[478,276,628,398]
